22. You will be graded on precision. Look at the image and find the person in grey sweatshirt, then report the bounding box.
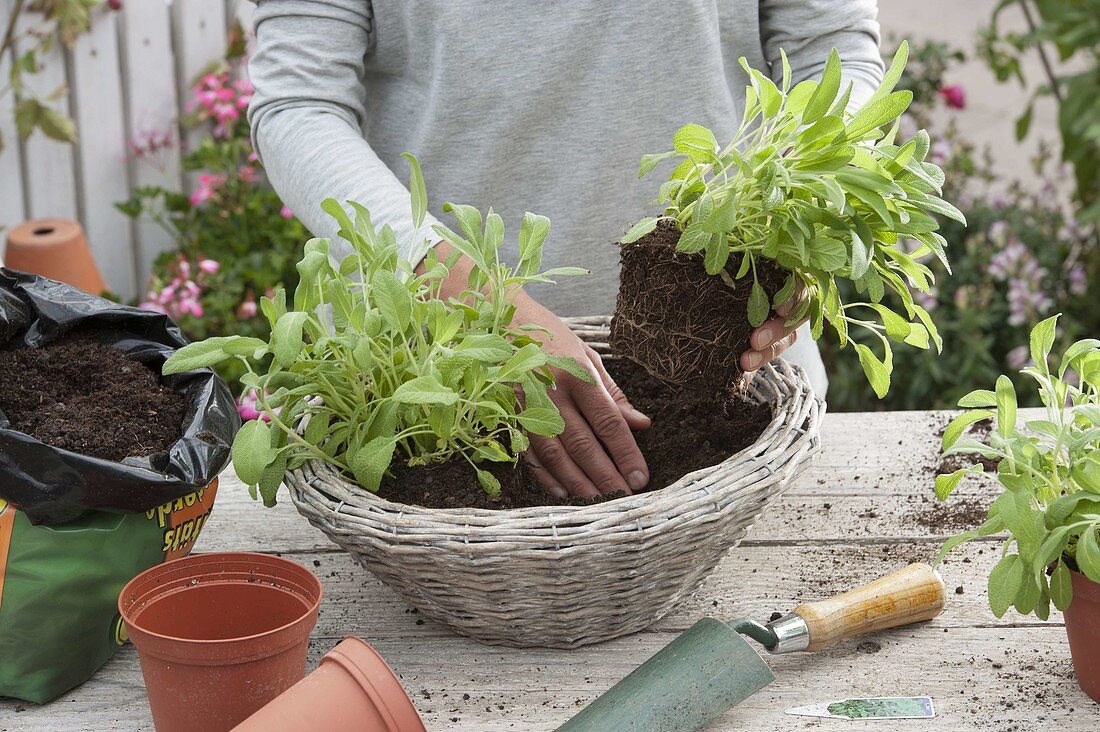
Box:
[248,0,884,499]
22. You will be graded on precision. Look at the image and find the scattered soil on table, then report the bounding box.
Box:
[610,219,788,395]
[0,329,186,461]
[907,496,990,533]
[933,416,999,475]
[377,357,774,509]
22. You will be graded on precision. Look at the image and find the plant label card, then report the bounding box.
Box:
[786,696,935,720]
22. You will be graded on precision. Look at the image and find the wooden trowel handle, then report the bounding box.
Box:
[793,563,946,652]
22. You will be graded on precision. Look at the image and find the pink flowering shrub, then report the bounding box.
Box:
[117,24,305,394]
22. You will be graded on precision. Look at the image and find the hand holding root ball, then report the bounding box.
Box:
[516,284,806,499]
[742,281,807,378]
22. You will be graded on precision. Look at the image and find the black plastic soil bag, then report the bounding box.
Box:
[0,268,240,525]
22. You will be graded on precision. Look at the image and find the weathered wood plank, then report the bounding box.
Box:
[2,625,1088,732]
[13,13,78,221]
[171,0,226,188]
[67,9,135,298]
[118,0,183,287]
[0,0,28,235]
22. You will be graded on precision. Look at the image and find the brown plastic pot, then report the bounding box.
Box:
[118,552,323,732]
[232,636,425,732]
[3,218,106,295]
[1064,569,1100,703]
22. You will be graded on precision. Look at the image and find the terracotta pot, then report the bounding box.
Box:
[118,552,323,732]
[232,636,425,732]
[3,218,106,295]
[1064,569,1100,703]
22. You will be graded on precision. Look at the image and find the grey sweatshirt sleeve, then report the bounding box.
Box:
[759,0,884,108]
[247,0,439,265]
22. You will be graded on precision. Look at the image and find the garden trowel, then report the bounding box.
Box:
[558,563,946,732]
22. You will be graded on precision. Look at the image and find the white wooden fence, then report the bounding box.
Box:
[0,0,257,301]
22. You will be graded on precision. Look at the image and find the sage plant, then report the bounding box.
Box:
[164,155,587,503]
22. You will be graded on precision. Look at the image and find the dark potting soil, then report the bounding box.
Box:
[908,497,990,532]
[610,219,789,395]
[376,357,774,509]
[0,329,186,461]
[935,417,999,475]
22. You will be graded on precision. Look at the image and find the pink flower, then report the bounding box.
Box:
[179,298,204,318]
[139,301,166,315]
[1007,345,1031,371]
[212,103,239,124]
[237,294,258,319]
[198,259,220,275]
[938,85,965,110]
[236,390,271,423]
[238,166,256,183]
[190,173,226,206]
[280,205,293,219]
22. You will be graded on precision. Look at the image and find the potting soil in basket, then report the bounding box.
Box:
[0,269,239,703]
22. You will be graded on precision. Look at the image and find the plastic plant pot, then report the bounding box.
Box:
[118,552,323,732]
[232,636,426,732]
[1063,569,1100,704]
[3,219,106,296]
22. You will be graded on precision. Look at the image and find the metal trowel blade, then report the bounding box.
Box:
[557,618,774,732]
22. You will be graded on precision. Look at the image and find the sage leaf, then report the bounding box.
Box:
[988,553,1024,618]
[402,152,428,228]
[1029,314,1058,375]
[995,375,1017,438]
[392,376,459,405]
[1077,528,1100,582]
[257,450,288,507]
[621,217,658,244]
[349,436,396,493]
[747,280,770,327]
[517,407,565,437]
[854,343,891,398]
[802,49,841,123]
[232,420,276,487]
[476,469,502,497]
[371,270,412,331]
[272,311,309,368]
[1049,562,1073,611]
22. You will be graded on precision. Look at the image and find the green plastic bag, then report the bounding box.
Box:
[0,483,218,703]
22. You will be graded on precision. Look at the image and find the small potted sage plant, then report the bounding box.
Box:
[612,41,962,397]
[935,315,1100,702]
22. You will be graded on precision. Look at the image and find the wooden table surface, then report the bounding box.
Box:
[3,409,1095,730]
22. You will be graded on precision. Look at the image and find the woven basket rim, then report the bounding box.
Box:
[287,358,823,524]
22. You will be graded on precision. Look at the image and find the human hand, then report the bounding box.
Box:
[419,242,651,499]
[513,294,651,499]
[741,282,807,376]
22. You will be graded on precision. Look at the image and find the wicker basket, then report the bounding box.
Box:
[286,316,824,648]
